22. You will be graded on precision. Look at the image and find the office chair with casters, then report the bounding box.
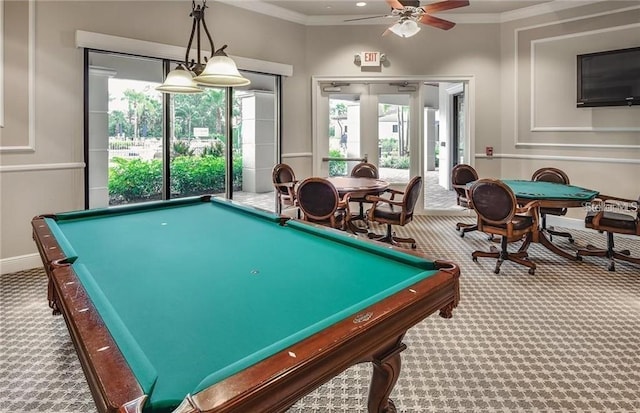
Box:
[366,176,422,249]
[531,167,574,243]
[296,177,351,231]
[469,179,539,275]
[576,195,640,271]
[272,163,299,217]
[451,164,479,237]
[350,162,380,227]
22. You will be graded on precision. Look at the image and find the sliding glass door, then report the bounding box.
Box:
[85,51,280,211]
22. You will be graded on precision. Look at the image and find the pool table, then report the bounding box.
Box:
[32,196,460,413]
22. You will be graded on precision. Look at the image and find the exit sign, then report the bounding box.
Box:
[360,51,381,67]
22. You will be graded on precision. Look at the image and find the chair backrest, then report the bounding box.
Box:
[469,179,517,225]
[296,177,340,223]
[400,176,422,225]
[272,163,296,196]
[351,162,379,179]
[403,176,423,219]
[531,167,570,184]
[451,164,478,198]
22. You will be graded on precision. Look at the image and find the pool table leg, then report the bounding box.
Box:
[367,339,407,413]
[46,274,61,315]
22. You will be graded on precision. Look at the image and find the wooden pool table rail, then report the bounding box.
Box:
[32,214,460,413]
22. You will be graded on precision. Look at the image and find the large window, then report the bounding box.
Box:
[85,51,280,211]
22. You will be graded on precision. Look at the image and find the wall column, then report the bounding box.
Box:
[88,66,116,208]
[240,91,275,193]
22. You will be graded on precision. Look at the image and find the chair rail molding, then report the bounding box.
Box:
[0,0,35,153]
[0,162,85,173]
[475,153,640,165]
[282,152,312,159]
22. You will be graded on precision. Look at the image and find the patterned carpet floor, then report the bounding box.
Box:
[1,216,639,413]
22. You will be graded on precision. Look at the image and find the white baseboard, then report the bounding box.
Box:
[0,253,43,275]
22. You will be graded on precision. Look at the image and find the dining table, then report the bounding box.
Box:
[326,176,390,233]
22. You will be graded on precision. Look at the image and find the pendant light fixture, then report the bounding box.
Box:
[157,0,250,94]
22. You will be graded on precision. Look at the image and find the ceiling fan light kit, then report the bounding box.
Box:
[346,0,469,37]
[157,0,250,94]
[389,20,421,38]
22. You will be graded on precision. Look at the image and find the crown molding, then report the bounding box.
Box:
[500,0,600,22]
[218,0,605,26]
[216,0,308,25]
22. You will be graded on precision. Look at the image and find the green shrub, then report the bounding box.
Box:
[202,140,225,157]
[328,149,347,176]
[108,156,242,204]
[109,158,163,204]
[379,155,410,169]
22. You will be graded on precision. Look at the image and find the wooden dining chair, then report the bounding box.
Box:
[531,167,574,243]
[350,162,380,226]
[576,194,640,271]
[469,179,539,275]
[365,176,422,249]
[296,177,351,231]
[451,164,479,237]
[272,163,299,217]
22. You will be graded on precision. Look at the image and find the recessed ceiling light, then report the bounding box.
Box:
[356,2,367,7]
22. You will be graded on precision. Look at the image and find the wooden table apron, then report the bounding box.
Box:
[326,176,390,198]
[477,180,599,261]
[31,195,460,413]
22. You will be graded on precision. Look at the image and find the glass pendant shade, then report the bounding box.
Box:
[193,55,251,87]
[156,65,202,94]
[389,20,421,38]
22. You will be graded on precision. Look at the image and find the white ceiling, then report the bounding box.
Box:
[220,1,602,25]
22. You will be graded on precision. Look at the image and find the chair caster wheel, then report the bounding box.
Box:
[411,243,416,249]
[528,268,535,275]
[472,257,478,262]
[459,232,465,238]
[568,238,575,244]
[494,268,500,274]
[608,263,615,272]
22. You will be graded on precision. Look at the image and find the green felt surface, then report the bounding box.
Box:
[503,180,598,201]
[47,197,438,412]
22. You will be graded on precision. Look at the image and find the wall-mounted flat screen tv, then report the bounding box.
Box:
[577,47,639,107]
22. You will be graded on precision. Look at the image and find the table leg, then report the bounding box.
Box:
[367,340,407,413]
[537,228,581,261]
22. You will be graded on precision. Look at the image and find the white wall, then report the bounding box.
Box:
[1,1,638,272]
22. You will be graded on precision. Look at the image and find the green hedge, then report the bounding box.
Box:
[109,156,242,204]
[328,149,347,176]
[380,155,410,169]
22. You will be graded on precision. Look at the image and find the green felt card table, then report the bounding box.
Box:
[32,196,460,413]
[468,180,599,261]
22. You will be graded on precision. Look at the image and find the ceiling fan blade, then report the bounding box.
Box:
[423,0,470,14]
[419,14,456,30]
[345,14,391,22]
[385,0,405,10]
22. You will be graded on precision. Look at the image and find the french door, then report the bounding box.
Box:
[313,77,474,212]
[314,81,421,186]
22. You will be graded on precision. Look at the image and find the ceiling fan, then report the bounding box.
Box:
[346,0,470,38]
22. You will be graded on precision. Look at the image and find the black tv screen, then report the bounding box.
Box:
[577,47,640,107]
